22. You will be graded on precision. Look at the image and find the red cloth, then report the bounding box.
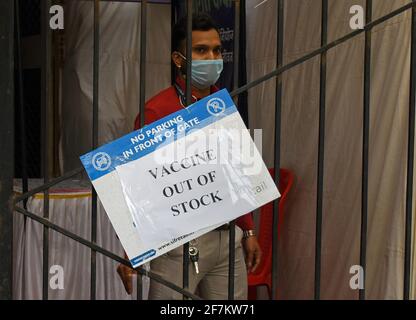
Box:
[134,77,255,231]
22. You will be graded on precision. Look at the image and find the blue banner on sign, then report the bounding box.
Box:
[80,89,238,181]
[130,249,156,265]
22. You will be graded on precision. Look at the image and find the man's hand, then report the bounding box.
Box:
[117,263,137,295]
[242,235,262,273]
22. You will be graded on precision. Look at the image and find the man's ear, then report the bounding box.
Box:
[171,52,183,69]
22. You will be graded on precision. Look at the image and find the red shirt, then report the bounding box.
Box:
[134,77,255,231]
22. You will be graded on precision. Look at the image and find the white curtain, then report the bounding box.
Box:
[60,1,172,172]
[246,0,415,299]
[13,179,150,300]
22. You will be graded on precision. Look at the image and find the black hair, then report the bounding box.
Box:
[172,13,220,53]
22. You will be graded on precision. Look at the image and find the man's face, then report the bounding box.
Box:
[189,29,222,60]
[172,29,222,70]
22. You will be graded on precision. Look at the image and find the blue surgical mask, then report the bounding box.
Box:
[178,53,224,89]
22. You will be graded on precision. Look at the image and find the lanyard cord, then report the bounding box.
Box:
[174,82,197,109]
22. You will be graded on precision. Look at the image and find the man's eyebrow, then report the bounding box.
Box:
[192,44,223,50]
[192,44,210,48]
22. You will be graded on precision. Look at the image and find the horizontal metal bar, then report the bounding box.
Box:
[13,167,84,204]
[230,1,414,98]
[13,206,202,300]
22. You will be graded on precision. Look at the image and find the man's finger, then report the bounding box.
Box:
[246,251,254,273]
[117,265,135,295]
[251,251,262,272]
[125,273,133,295]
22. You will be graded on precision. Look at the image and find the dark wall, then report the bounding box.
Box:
[15,0,41,178]
[0,0,14,301]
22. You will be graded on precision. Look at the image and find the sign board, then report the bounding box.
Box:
[80,89,280,267]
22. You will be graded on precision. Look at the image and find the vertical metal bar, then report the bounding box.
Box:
[139,0,147,128]
[0,0,14,300]
[233,0,241,91]
[271,0,284,300]
[228,0,240,300]
[404,0,416,301]
[360,0,372,301]
[171,0,176,85]
[182,0,192,298]
[41,0,52,300]
[15,0,28,209]
[136,275,142,300]
[136,0,148,300]
[314,0,328,301]
[14,0,28,299]
[227,223,236,300]
[91,0,100,300]
[185,0,193,106]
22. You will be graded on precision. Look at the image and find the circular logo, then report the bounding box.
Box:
[207,97,226,116]
[92,152,112,171]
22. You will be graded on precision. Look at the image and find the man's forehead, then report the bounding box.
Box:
[192,29,221,45]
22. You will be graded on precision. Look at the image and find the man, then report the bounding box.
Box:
[117,13,261,300]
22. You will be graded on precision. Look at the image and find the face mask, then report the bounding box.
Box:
[177,52,224,89]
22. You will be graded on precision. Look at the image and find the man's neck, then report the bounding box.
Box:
[180,75,210,99]
[194,86,211,99]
